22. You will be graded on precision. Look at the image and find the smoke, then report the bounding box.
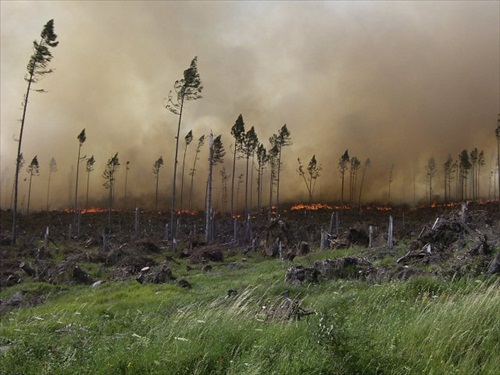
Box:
[1,1,499,212]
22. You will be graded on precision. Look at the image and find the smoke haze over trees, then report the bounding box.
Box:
[1,2,499,212]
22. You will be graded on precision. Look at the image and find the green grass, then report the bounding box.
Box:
[1,250,499,374]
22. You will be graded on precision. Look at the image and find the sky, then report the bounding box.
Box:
[1,0,499,212]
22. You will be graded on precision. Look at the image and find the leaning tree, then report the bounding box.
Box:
[12,19,58,244]
[164,57,203,242]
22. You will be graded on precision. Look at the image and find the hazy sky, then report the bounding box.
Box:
[1,1,499,211]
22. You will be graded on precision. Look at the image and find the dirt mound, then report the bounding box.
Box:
[189,245,224,264]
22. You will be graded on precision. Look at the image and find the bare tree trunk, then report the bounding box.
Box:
[155,173,160,211]
[27,173,33,215]
[46,168,52,211]
[74,143,82,212]
[86,171,91,210]
[206,134,214,243]
[230,143,238,218]
[180,143,189,212]
[170,96,185,243]
[276,150,282,213]
[244,156,250,220]
[12,76,34,244]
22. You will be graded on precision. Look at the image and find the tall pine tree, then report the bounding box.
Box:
[12,20,58,244]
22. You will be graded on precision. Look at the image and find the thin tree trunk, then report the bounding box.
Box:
[276,150,282,213]
[108,184,113,231]
[244,156,250,219]
[189,145,201,211]
[180,143,189,212]
[27,173,33,215]
[257,164,264,211]
[250,156,254,211]
[206,133,213,242]
[230,142,238,218]
[429,176,432,206]
[46,168,52,211]
[74,143,82,212]
[85,171,91,210]
[124,166,128,209]
[269,163,274,210]
[155,173,160,211]
[341,171,345,213]
[497,134,500,209]
[170,95,185,242]
[12,72,34,244]
[358,166,366,207]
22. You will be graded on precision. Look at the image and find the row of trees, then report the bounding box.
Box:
[295,149,372,210]
[159,56,300,245]
[162,56,295,244]
[10,20,500,245]
[428,147,496,205]
[335,150,371,209]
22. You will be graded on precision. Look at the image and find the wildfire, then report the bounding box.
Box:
[429,201,464,209]
[291,203,334,211]
[82,207,112,214]
[176,209,199,215]
[62,207,111,214]
[365,206,392,211]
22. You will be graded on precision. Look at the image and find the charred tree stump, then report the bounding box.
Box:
[19,262,37,277]
[72,265,94,285]
[320,231,329,250]
[44,226,49,249]
[388,216,394,249]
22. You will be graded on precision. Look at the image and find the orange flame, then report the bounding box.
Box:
[291,203,334,211]
[62,207,117,214]
[176,209,199,215]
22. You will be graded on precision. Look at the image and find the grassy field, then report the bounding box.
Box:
[1,247,499,375]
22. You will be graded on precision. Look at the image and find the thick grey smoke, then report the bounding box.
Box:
[1,1,499,211]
